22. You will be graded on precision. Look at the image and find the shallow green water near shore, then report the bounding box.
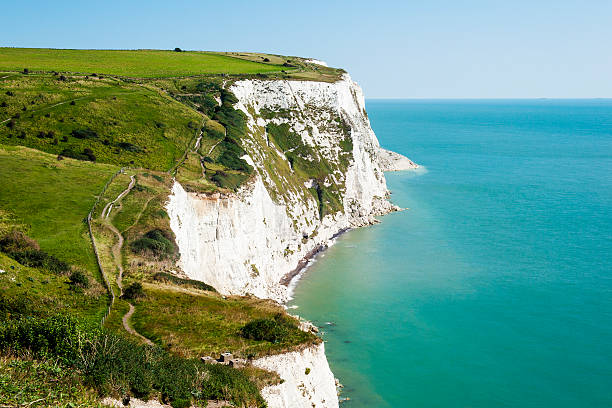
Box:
[289,100,612,407]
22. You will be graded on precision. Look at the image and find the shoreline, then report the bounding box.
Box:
[281,165,422,302]
[281,227,351,301]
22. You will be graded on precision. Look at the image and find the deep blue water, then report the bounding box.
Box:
[289,100,612,407]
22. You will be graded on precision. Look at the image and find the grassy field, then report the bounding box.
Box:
[0,74,202,170]
[0,145,118,274]
[0,48,285,78]
[132,284,318,358]
[0,252,107,321]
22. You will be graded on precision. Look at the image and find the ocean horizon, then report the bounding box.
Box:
[290,98,612,407]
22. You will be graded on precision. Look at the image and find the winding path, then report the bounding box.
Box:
[102,175,136,219]
[103,175,153,345]
[123,303,153,345]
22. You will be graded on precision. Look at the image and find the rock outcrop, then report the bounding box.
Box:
[378,147,419,171]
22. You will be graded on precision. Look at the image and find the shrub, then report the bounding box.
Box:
[131,229,176,259]
[122,282,145,300]
[117,141,143,152]
[153,272,216,292]
[174,47,182,52]
[305,367,311,375]
[71,128,98,139]
[68,270,89,289]
[0,101,7,107]
[22,68,29,74]
[263,57,270,62]
[240,314,295,343]
[6,91,14,96]
[0,230,39,253]
[0,231,70,274]
[83,148,96,162]
[210,171,248,191]
[60,148,96,162]
[6,119,15,129]
[0,293,32,320]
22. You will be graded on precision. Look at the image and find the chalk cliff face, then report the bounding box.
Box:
[253,343,339,408]
[166,73,416,408]
[167,74,404,302]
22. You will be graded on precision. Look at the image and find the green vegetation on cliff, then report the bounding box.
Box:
[0,47,340,407]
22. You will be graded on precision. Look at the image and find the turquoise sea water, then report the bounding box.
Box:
[289,100,612,407]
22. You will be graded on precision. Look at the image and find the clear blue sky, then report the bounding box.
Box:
[2,0,611,98]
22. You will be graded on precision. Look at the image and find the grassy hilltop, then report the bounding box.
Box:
[0,48,285,77]
[0,48,332,407]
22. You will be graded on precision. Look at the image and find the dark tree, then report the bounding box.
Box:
[174,47,183,52]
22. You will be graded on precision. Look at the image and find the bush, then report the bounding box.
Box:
[83,148,96,162]
[131,229,176,259]
[71,128,98,139]
[153,272,216,292]
[0,231,70,274]
[122,282,145,300]
[6,119,15,129]
[240,314,295,343]
[60,148,96,162]
[174,47,182,52]
[68,270,89,289]
[0,230,39,253]
[210,171,249,191]
[117,141,143,153]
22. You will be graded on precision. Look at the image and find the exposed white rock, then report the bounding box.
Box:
[378,147,419,171]
[165,74,413,408]
[168,74,399,302]
[253,343,339,408]
[103,398,229,408]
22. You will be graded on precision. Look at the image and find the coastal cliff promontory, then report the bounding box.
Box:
[166,72,416,407]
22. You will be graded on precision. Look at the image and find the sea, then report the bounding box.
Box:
[289,99,612,407]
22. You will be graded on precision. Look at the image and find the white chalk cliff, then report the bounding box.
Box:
[253,343,338,408]
[166,73,416,408]
[167,74,414,302]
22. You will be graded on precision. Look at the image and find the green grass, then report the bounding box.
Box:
[0,252,107,321]
[0,145,118,275]
[0,48,285,78]
[132,284,318,359]
[0,355,109,408]
[0,74,202,170]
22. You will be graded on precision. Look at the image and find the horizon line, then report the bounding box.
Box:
[366,97,612,100]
